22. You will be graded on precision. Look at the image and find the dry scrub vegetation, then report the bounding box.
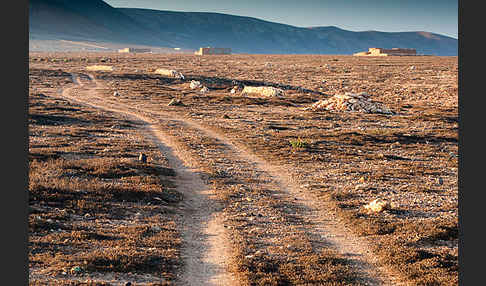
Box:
[29,68,182,285]
[30,52,458,286]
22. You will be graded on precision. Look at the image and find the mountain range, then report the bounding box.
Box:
[29,0,458,56]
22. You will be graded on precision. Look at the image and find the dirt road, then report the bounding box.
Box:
[57,73,406,285]
[60,74,238,286]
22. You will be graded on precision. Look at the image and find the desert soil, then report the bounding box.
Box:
[29,52,458,286]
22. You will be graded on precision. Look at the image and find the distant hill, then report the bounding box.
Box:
[29,0,458,56]
[29,0,172,46]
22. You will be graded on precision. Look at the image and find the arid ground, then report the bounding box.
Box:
[29,52,458,286]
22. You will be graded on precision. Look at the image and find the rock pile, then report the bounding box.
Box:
[304,92,393,114]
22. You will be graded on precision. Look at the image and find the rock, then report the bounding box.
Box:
[200,86,209,94]
[190,80,202,89]
[354,183,369,190]
[241,86,284,97]
[154,68,184,79]
[230,86,239,94]
[363,198,391,213]
[86,65,113,72]
[167,98,183,106]
[70,266,83,274]
[139,153,147,163]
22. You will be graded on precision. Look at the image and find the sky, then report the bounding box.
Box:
[104,0,458,39]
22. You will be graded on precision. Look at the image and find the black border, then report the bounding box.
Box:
[6,0,29,285]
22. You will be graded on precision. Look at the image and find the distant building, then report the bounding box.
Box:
[354,48,417,56]
[118,47,151,53]
[195,47,231,55]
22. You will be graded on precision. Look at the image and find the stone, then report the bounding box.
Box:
[363,198,391,213]
[139,153,147,163]
[70,266,83,274]
[86,65,113,72]
[190,80,202,89]
[230,86,239,94]
[200,86,209,94]
[241,86,284,97]
[167,98,183,106]
[354,183,368,190]
[154,68,184,79]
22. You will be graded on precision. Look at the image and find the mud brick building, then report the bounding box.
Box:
[354,47,417,56]
[118,48,151,53]
[195,47,231,55]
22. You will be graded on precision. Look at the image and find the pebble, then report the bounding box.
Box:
[363,198,391,213]
[200,86,209,94]
[139,153,147,163]
[70,266,83,274]
[230,86,239,94]
[189,80,202,89]
[355,183,369,190]
[167,98,183,106]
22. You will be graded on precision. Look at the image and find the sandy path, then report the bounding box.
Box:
[161,115,406,286]
[59,74,238,286]
[60,73,406,285]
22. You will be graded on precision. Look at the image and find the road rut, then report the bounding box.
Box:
[58,73,406,285]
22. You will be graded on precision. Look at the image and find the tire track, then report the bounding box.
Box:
[59,73,238,286]
[61,73,406,285]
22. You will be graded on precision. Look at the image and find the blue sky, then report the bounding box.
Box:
[104,0,458,39]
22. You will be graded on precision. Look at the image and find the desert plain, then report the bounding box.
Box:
[28,52,458,286]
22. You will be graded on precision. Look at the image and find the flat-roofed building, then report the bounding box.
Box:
[195,47,231,55]
[118,47,151,53]
[354,47,417,56]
